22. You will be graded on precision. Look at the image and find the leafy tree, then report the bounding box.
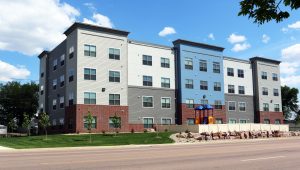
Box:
[238,0,300,24]
[39,112,50,140]
[111,114,121,137]
[281,85,299,119]
[7,118,17,133]
[22,112,31,136]
[85,111,94,143]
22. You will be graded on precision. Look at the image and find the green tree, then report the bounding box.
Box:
[238,0,300,24]
[39,112,50,140]
[85,111,94,143]
[111,114,121,137]
[281,85,299,119]
[22,112,31,136]
[7,118,17,133]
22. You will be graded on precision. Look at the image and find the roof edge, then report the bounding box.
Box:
[38,51,49,59]
[250,56,281,64]
[172,39,224,52]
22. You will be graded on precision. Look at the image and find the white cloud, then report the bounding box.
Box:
[288,21,300,29]
[208,33,215,40]
[83,13,114,28]
[84,3,96,12]
[280,62,299,75]
[0,60,30,82]
[281,27,289,33]
[281,44,300,61]
[281,75,300,87]
[158,27,176,37]
[231,42,251,52]
[262,34,270,43]
[227,33,246,44]
[0,0,80,56]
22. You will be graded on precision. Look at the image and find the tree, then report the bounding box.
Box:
[238,0,300,24]
[39,112,50,140]
[22,112,31,136]
[85,111,94,143]
[281,85,299,119]
[111,114,121,137]
[7,118,17,133]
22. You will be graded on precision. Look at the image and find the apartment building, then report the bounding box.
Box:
[223,57,254,124]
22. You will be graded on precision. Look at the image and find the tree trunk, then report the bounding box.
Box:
[45,128,47,140]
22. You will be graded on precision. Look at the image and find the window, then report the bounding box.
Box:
[228,101,236,111]
[84,116,97,128]
[69,92,74,105]
[239,102,246,112]
[40,85,44,95]
[60,75,64,87]
[161,57,170,68]
[84,92,96,104]
[109,94,120,105]
[142,55,152,66]
[84,44,96,57]
[161,97,171,108]
[161,77,170,88]
[109,48,120,60]
[228,85,235,94]
[187,118,195,125]
[40,104,44,113]
[200,81,208,90]
[143,76,152,86]
[272,73,278,81]
[263,103,269,111]
[60,54,65,66]
[161,118,172,125]
[143,118,153,128]
[69,46,74,59]
[143,96,153,107]
[213,62,220,73]
[273,89,279,96]
[186,99,194,108]
[215,118,222,124]
[214,82,221,91]
[238,86,245,94]
[53,79,57,90]
[214,100,222,109]
[84,68,96,80]
[227,68,234,76]
[109,117,121,128]
[52,119,57,126]
[59,96,64,108]
[41,72,44,78]
[261,71,267,79]
[264,119,270,124]
[229,119,237,124]
[68,69,74,82]
[201,99,208,105]
[240,119,247,124]
[262,87,268,95]
[275,119,281,124]
[274,104,280,112]
[199,60,207,72]
[53,59,57,71]
[109,71,120,82]
[185,79,193,89]
[185,58,193,70]
[52,99,57,110]
[238,69,244,78]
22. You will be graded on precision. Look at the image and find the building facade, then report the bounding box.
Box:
[38,22,284,133]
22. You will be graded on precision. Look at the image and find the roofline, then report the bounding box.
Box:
[38,50,49,59]
[64,22,130,37]
[172,39,224,52]
[128,39,172,49]
[224,56,250,63]
[250,56,281,64]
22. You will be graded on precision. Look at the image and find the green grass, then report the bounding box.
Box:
[0,132,174,149]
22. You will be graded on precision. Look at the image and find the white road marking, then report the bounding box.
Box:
[241,156,286,162]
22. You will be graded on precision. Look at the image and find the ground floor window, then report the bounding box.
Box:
[239,119,247,124]
[109,117,121,128]
[229,119,237,124]
[161,118,172,125]
[275,119,281,124]
[215,118,223,124]
[143,118,154,128]
[84,116,97,129]
[264,119,270,124]
[187,118,195,125]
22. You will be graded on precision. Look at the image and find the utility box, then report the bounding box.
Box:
[0,125,7,136]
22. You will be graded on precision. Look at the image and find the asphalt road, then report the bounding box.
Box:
[1,138,300,170]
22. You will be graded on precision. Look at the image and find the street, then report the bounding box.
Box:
[1,138,300,170]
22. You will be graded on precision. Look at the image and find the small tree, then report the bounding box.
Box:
[22,112,31,136]
[7,118,17,133]
[111,114,121,137]
[85,111,94,143]
[39,112,50,140]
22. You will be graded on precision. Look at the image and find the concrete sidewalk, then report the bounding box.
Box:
[0,146,14,152]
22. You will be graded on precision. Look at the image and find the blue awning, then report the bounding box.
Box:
[194,105,204,110]
[204,104,214,110]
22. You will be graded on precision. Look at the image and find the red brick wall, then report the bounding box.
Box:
[179,104,226,124]
[258,111,284,124]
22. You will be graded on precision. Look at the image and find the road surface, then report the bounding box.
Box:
[1,138,300,170]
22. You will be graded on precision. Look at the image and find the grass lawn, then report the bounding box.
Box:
[0,132,174,149]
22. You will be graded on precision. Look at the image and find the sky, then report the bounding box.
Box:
[0,0,300,91]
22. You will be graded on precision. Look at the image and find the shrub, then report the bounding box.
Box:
[101,130,106,134]
[164,129,168,132]
[144,129,148,133]
[131,128,135,133]
[185,129,190,133]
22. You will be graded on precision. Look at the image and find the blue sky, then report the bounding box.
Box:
[0,0,300,90]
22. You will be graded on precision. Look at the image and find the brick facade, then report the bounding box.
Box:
[257,111,284,124]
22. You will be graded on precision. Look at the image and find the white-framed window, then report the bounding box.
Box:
[161,77,170,88]
[228,101,236,111]
[200,80,208,90]
[214,100,222,109]
[161,97,171,109]
[186,99,194,108]
[142,55,152,66]
[275,119,281,124]
[109,117,121,128]
[185,58,193,70]
[201,99,208,105]
[187,118,195,125]
[59,118,64,125]
[143,117,154,128]
[60,54,65,66]
[109,48,120,60]
[237,69,244,78]
[109,94,120,105]
[229,119,237,124]
[59,96,64,108]
[264,119,270,124]
[52,99,57,110]
[228,85,235,93]
[84,92,96,104]
[84,116,97,128]
[274,104,280,112]
[143,96,153,108]
[261,71,267,79]
[53,79,57,90]
[262,87,268,95]
[213,62,220,73]
[69,46,74,59]
[238,86,245,94]
[272,73,278,81]
[84,68,96,80]
[84,44,96,57]
[68,69,74,82]
[199,60,207,72]
[52,119,57,126]
[161,57,170,68]
[273,88,279,96]
[227,68,234,76]
[238,102,246,112]
[263,103,269,111]
[60,75,64,87]
[53,59,57,71]
[69,92,74,105]
[185,79,193,89]
[161,118,172,125]
[239,119,247,124]
[109,70,120,82]
[143,75,153,86]
[214,82,221,91]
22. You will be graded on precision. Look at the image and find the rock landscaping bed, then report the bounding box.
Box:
[170,130,300,143]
